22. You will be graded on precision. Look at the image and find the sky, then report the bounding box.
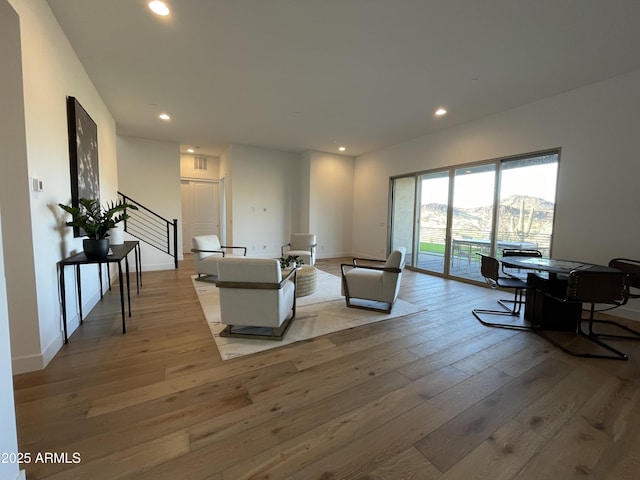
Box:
[421,163,558,208]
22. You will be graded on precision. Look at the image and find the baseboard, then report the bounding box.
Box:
[12,289,100,374]
[11,351,44,375]
[12,326,65,374]
[317,251,353,260]
[138,261,176,271]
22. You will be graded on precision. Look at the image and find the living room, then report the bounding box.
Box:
[2,1,640,479]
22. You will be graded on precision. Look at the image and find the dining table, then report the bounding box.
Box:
[499,256,621,331]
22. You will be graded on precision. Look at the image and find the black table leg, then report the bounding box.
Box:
[98,263,104,299]
[76,264,83,325]
[125,255,131,317]
[60,264,68,344]
[135,243,142,290]
[118,261,126,334]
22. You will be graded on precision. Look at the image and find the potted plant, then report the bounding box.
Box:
[279,254,304,270]
[58,198,138,260]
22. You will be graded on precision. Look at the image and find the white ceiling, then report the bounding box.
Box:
[46,0,640,158]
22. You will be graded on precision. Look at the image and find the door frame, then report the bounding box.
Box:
[180,177,221,254]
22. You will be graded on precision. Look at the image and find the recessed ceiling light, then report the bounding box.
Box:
[159,113,171,120]
[187,148,194,153]
[338,146,346,152]
[435,108,447,116]
[149,1,170,16]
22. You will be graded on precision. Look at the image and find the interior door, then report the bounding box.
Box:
[181,180,220,253]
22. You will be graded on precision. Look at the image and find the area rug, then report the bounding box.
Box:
[192,270,426,360]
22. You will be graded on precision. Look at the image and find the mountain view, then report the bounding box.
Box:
[420,194,555,250]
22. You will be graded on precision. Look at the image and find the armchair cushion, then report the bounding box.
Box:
[282,233,317,266]
[191,235,246,277]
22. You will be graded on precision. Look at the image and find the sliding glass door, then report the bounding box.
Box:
[416,171,450,274]
[389,150,559,282]
[449,164,496,281]
[496,154,558,259]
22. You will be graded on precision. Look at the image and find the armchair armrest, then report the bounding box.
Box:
[340,262,401,277]
[191,248,225,255]
[220,245,248,256]
[351,256,386,267]
[282,243,317,255]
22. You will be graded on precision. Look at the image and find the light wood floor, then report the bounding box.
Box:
[13,257,640,479]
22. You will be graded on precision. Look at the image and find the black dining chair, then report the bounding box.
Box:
[501,248,542,279]
[472,254,534,331]
[536,269,630,360]
[583,258,640,341]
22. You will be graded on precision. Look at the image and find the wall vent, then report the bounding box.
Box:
[194,156,208,170]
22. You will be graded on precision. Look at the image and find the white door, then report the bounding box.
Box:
[181,180,220,253]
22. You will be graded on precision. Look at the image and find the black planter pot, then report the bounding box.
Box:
[83,238,110,261]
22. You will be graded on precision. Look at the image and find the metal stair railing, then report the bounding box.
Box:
[118,191,179,269]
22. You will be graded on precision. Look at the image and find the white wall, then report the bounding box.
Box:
[0,211,24,480]
[117,136,182,270]
[296,152,311,234]
[5,0,120,373]
[227,145,299,258]
[354,70,640,319]
[180,153,220,180]
[223,146,354,261]
[1,0,39,378]
[219,146,233,245]
[307,151,354,258]
[0,6,25,477]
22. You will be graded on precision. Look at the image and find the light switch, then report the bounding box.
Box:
[32,177,43,192]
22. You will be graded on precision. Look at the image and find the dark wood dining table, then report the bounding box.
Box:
[499,256,621,331]
[500,256,619,278]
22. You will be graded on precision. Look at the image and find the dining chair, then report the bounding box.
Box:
[536,269,630,360]
[472,254,534,331]
[501,248,542,279]
[584,258,640,341]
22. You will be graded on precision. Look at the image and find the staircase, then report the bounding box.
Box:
[118,191,179,269]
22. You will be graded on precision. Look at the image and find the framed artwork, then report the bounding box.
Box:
[66,96,99,237]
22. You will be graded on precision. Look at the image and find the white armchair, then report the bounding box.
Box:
[340,247,406,313]
[216,257,297,340]
[281,233,317,266]
[191,235,247,279]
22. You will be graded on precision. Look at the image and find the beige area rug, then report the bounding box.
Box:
[192,270,426,360]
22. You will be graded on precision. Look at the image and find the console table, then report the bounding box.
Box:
[58,241,141,343]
